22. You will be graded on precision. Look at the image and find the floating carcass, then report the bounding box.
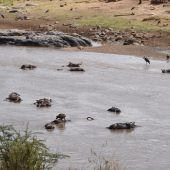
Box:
[45,113,70,130]
[107,122,137,130]
[67,62,82,67]
[107,107,121,114]
[34,98,52,107]
[5,92,22,103]
[20,64,37,70]
[162,69,170,73]
[69,67,85,72]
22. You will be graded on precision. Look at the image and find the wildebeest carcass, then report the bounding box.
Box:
[69,67,85,72]
[67,62,82,67]
[5,92,22,103]
[162,69,170,73]
[20,64,37,70]
[56,113,66,121]
[34,98,52,107]
[107,122,137,130]
[107,107,121,114]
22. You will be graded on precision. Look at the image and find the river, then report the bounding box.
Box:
[0,46,170,170]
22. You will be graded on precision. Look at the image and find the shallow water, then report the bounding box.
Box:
[0,46,170,170]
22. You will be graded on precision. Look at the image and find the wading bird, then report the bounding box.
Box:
[143,57,150,65]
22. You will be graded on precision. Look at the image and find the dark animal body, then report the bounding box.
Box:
[69,68,85,72]
[34,98,52,107]
[56,113,66,121]
[107,107,121,113]
[20,64,37,70]
[67,62,82,67]
[143,57,150,64]
[162,69,170,73]
[6,92,22,103]
[107,122,136,130]
[45,123,55,130]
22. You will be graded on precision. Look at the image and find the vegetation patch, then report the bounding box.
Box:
[0,125,68,170]
[78,15,170,33]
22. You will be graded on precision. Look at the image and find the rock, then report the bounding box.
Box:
[45,9,49,13]
[9,9,19,13]
[115,36,123,41]
[107,107,121,113]
[34,98,52,108]
[56,113,66,121]
[123,38,136,45]
[162,69,170,73]
[69,68,85,72]
[107,122,136,130]
[6,92,22,103]
[0,14,5,19]
[20,64,37,70]
[16,15,30,20]
[67,62,82,67]
[0,29,92,48]
[25,3,38,6]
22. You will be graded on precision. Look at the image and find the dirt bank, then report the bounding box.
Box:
[0,0,169,59]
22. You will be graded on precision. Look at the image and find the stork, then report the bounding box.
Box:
[143,57,150,65]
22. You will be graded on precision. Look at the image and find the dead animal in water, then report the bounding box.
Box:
[69,68,85,72]
[56,113,66,121]
[52,119,65,124]
[6,92,22,103]
[107,107,121,114]
[45,123,55,130]
[107,122,137,130]
[162,69,170,73]
[67,62,82,67]
[34,98,52,107]
[20,64,37,70]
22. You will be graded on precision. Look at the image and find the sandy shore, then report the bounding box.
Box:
[64,44,169,60]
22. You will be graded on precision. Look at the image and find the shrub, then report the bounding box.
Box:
[0,125,66,170]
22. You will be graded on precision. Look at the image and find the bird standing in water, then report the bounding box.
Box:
[143,57,150,65]
[166,55,170,62]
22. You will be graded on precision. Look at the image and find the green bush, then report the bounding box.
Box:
[0,125,66,170]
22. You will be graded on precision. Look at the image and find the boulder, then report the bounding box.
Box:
[0,29,92,48]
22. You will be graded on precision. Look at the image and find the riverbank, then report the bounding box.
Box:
[0,0,170,59]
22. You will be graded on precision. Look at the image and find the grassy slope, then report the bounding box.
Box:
[0,0,170,33]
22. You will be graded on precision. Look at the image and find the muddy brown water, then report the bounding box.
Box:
[0,46,170,170]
